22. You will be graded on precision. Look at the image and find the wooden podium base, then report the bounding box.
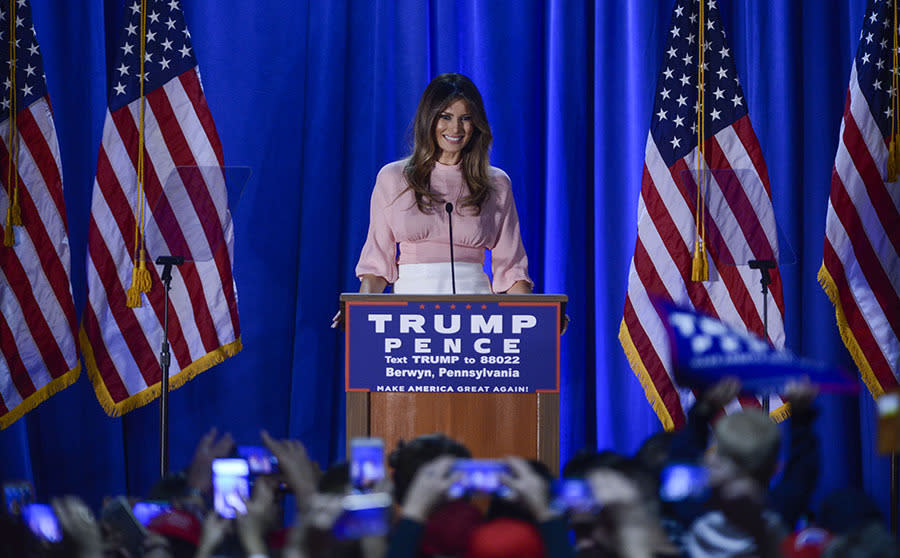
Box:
[347,391,559,473]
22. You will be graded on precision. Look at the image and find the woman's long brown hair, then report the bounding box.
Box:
[403,73,493,214]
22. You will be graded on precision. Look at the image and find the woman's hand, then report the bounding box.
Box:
[332,275,389,329]
[506,280,532,294]
[331,309,343,329]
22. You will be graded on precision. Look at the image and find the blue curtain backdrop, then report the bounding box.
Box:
[0,0,894,526]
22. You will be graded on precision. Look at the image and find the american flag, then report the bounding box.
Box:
[81,0,240,415]
[0,0,80,428]
[619,0,787,429]
[820,0,900,398]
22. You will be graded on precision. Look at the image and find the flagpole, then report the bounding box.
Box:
[892,453,898,536]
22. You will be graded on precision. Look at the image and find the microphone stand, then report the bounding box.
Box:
[748,259,775,414]
[445,203,456,294]
[156,255,184,478]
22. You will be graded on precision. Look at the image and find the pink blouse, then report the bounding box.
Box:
[355,160,532,293]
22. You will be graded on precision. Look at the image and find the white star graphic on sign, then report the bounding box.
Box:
[686,33,695,45]
[661,88,671,100]
[710,108,721,121]
[674,115,685,127]
[0,98,8,110]
[670,136,682,149]
[179,44,191,57]
[125,22,137,36]
[716,66,728,80]
[182,27,191,38]
[708,0,717,8]
[147,30,157,42]
[877,58,885,70]
[130,2,141,15]
[882,39,889,49]
[114,82,127,95]
[141,72,149,81]
[117,63,129,76]
[886,106,894,119]
[3,78,9,89]
[870,12,878,23]
[866,32,874,44]
[682,53,693,65]
[122,42,134,55]
[663,67,674,79]
[862,52,871,64]
[149,10,161,24]
[667,46,677,58]
[160,57,171,70]
[671,26,681,38]
[21,83,32,96]
[14,15,22,27]
[707,19,715,30]
[675,5,684,16]
[145,52,152,62]
[689,12,697,23]
[676,94,687,106]
[731,94,742,107]
[657,108,668,120]
[168,0,180,10]
[701,61,709,71]
[23,64,35,77]
[874,79,883,90]
[719,45,730,58]
[691,121,698,134]
[27,42,37,56]
[165,17,176,30]
[0,9,5,21]
[680,73,691,86]
[713,87,725,100]
[162,38,173,51]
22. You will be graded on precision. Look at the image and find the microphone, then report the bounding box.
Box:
[445,203,456,294]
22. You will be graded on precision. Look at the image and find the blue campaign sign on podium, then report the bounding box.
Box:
[342,294,565,394]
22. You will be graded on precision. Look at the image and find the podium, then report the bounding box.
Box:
[341,293,566,472]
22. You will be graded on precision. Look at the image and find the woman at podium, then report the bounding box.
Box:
[354,73,533,295]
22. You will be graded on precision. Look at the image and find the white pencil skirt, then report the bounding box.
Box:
[393,262,492,295]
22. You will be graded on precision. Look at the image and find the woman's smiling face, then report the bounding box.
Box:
[434,98,473,165]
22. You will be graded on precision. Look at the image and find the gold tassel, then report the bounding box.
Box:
[890,137,898,182]
[3,223,13,247]
[134,248,152,292]
[9,200,21,226]
[126,267,143,308]
[691,243,709,282]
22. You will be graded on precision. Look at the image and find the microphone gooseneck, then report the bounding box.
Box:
[446,203,456,294]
